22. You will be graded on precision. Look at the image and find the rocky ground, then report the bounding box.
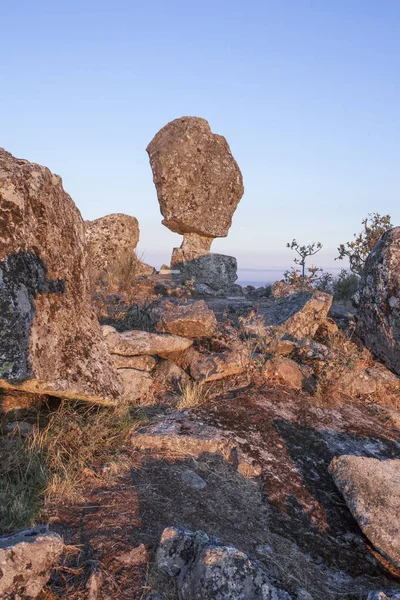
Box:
[1,125,400,600]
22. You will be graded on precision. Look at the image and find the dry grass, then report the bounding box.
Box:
[176,380,210,409]
[0,401,144,533]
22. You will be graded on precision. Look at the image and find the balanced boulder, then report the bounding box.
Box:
[0,148,122,404]
[146,117,244,238]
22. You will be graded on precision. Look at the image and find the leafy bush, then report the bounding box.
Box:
[333,269,359,301]
[336,212,393,275]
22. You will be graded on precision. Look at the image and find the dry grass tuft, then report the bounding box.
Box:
[0,401,143,533]
[176,380,210,409]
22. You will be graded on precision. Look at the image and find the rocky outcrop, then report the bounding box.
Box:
[156,527,292,600]
[0,148,122,404]
[187,344,249,383]
[85,213,154,298]
[156,300,217,338]
[356,227,400,375]
[329,456,400,569]
[146,117,244,238]
[0,526,63,599]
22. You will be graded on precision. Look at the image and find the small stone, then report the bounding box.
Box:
[264,357,304,390]
[116,543,149,566]
[181,468,207,489]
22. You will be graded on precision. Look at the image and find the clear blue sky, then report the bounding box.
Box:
[1,1,399,276]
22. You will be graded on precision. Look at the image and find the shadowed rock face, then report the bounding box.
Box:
[357,227,400,375]
[0,148,122,403]
[0,252,64,381]
[146,117,244,238]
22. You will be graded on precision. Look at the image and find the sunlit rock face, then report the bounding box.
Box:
[0,147,122,404]
[146,116,244,238]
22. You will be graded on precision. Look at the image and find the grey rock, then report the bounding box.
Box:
[173,252,238,291]
[0,526,63,599]
[180,468,207,490]
[356,227,400,374]
[156,527,293,600]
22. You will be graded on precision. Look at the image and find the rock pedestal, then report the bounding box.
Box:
[147,117,244,290]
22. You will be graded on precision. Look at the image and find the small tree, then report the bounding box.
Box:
[286,239,323,278]
[336,212,393,275]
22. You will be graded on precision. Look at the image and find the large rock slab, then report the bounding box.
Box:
[146,116,244,238]
[329,456,400,568]
[156,527,292,600]
[188,345,249,382]
[0,526,63,599]
[357,227,400,375]
[0,148,122,404]
[102,325,193,356]
[156,300,217,338]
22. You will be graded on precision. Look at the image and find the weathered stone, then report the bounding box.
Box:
[367,592,400,600]
[85,213,154,298]
[357,228,400,375]
[329,456,400,568]
[0,526,63,599]
[188,345,249,382]
[264,357,304,390]
[118,368,154,404]
[0,148,122,404]
[174,253,238,291]
[146,117,244,238]
[102,325,193,356]
[180,468,207,490]
[262,291,333,340]
[116,543,149,566]
[156,527,292,600]
[152,359,189,388]
[112,354,157,371]
[328,363,400,398]
[156,300,217,338]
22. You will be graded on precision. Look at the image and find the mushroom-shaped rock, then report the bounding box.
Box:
[0,148,122,404]
[146,117,244,238]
